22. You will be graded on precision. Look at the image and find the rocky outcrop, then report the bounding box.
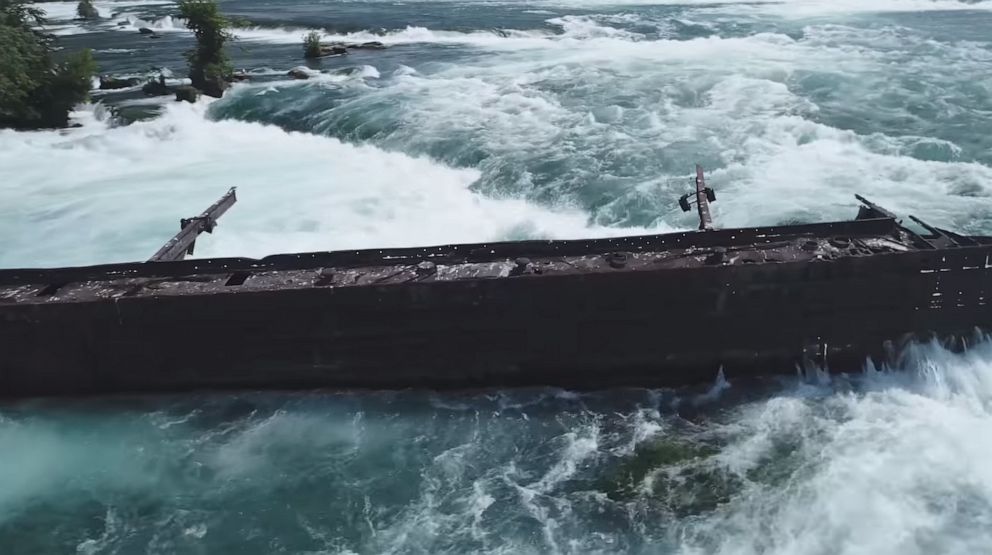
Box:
[316,44,348,57]
[196,74,228,98]
[305,41,387,59]
[174,86,199,103]
[287,68,312,80]
[345,41,386,50]
[141,75,171,96]
[99,76,141,90]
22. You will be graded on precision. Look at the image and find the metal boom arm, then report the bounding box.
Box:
[694,164,713,230]
[149,187,237,262]
[677,165,716,230]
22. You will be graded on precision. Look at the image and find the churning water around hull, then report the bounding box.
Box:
[3,340,992,554]
[5,0,992,552]
[0,103,638,267]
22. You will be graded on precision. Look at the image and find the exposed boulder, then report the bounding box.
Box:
[99,76,141,90]
[142,75,171,96]
[138,27,154,34]
[316,41,386,56]
[325,41,386,51]
[303,36,387,60]
[197,73,229,98]
[317,44,348,57]
[352,41,386,49]
[174,85,199,103]
[330,41,386,50]
[287,68,312,80]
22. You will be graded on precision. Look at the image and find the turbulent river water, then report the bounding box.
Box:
[3,0,992,553]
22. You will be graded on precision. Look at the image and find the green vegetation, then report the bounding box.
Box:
[303,30,321,59]
[0,0,96,129]
[76,0,98,19]
[177,0,232,97]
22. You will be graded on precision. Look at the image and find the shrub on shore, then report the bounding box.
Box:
[0,0,96,129]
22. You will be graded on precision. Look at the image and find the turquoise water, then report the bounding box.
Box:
[3,0,992,552]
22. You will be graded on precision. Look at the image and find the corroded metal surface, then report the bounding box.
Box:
[149,187,237,262]
[0,216,931,304]
[2,201,992,399]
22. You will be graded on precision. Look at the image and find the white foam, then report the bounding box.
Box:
[475,0,992,16]
[547,15,645,41]
[701,0,992,18]
[112,14,186,32]
[0,103,642,268]
[303,20,992,230]
[31,0,173,22]
[529,427,600,493]
[683,339,992,554]
[43,23,93,35]
[230,24,554,47]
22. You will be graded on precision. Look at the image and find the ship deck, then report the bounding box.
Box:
[0,213,962,306]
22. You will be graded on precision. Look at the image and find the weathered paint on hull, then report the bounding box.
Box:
[2,243,991,398]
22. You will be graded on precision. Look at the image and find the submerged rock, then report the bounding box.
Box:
[174,86,199,103]
[99,76,141,90]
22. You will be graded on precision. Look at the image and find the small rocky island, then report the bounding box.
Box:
[2,0,394,129]
[303,30,386,58]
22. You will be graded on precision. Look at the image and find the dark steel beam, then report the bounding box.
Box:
[695,164,713,230]
[149,188,237,262]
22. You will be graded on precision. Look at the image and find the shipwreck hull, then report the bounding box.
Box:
[0,204,992,397]
[3,213,992,398]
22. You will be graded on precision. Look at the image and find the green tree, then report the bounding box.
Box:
[76,0,99,19]
[0,0,44,28]
[178,0,232,97]
[303,30,321,59]
[0,0,96,129]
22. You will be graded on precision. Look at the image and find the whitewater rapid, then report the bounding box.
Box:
[14,0,992,270]
[3,340,992,554]
[5,0,992,553]
[0,102,643,267]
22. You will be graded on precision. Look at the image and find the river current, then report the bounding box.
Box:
[2,0,992,553]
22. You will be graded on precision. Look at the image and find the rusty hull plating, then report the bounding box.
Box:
[2,190,992,398]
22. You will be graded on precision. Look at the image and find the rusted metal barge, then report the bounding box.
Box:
[2,167,991,398]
